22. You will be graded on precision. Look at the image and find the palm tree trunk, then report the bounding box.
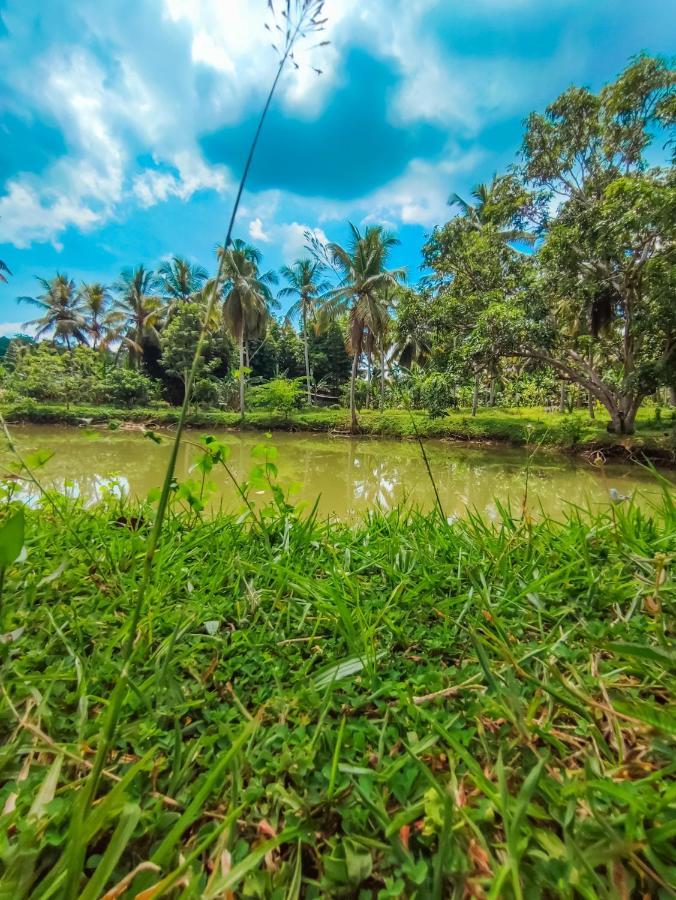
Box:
[472,374,479,417]
[349,352,359,433]
[380,336,385,410]
[239,333,245,417]
[489,378,496,407]
[365,350,371,409]
[303,308,311,405]
[559,383,567,414]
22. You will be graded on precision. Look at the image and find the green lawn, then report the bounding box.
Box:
[0,482,674,896]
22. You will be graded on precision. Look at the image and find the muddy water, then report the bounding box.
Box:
[2,424,670,520]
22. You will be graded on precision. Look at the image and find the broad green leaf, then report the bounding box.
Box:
[0,508,25,568]
[609,642,675,667]
[344,838,373,885]
[29,755,62,819]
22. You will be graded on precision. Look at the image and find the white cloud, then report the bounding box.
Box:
[0,321,34,338]
[248,217,271,243]
[279,223,328,260]
[0,0,600,252]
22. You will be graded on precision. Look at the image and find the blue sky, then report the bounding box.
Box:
[0,0,674,332]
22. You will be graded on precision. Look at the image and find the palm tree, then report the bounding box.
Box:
[0,260,11,284]
[279,258,325,404]
[218,240,277,414]
[18,273,88,348]
[449,176,535,248]
[113,266,163,368]
[324,224,405,432]
[79,283,122,351]
[158,256,209,309]
[374,285,398,409]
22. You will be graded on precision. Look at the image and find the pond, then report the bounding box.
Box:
[1,424,671,521]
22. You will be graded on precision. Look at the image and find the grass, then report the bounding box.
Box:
[0,448,674,897]
[3,399,675,459]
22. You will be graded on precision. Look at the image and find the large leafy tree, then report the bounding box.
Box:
[113,266,163,369]
[392,287,434,371]
[514,53,676,432]
[324,224,404,431]
[18,274,88,349]
[279,258,325,403]
[423,220,533,409]
[160,301,232,402]
[219,240,277,414]
[307,319,352,394]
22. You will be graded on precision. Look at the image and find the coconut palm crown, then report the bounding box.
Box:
[279,258,327,403]
[18,273,88,348]
[112,265,163,368]
[218,239,278,414]
[323,224,405,431]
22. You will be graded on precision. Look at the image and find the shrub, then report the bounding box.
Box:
[107,368,156,407]
[248,377,305,417]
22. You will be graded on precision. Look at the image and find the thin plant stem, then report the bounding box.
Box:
[409,411,445,522]
[62,19,310,897]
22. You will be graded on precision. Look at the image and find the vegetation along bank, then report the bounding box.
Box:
[2,401,675,465]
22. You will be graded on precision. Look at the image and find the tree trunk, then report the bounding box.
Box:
[303,308,311,405]
[380,336,385,410]
[559,383,567,413]
[587,347,595,418]
[606,395,641,435]
[239,333,245,416]
[489,378,496,407]
[670,384,676,407]
[349,352,359,433]
[365,350,372,409]
[472,374,479,417]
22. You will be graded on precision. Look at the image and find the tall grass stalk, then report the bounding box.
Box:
[63,4,328,893]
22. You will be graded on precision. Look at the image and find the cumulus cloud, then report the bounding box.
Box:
[0,0,665,258]
[0,321,33,338]
[248,217,271,243]
[279,223,328,260]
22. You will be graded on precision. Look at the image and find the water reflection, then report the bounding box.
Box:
[0,424,669,521]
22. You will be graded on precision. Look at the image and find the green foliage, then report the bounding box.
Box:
[402,371,457,417]
[308,320,352,392]
[248,377,305,416]
[159,302,233,405]
[0,508,24,568]
[5,344,159,408]
[0,335,34,362]
[250,320,305,381]
[107,367,157,407]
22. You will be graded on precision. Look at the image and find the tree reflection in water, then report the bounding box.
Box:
[1,425,667,521]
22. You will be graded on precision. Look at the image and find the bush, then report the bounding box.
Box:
[107,368,156,407]
[248,377,305,416]
[403,372,456,417]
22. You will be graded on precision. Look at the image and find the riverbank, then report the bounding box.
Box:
[3,400,674,463]
[1,490,674,896]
